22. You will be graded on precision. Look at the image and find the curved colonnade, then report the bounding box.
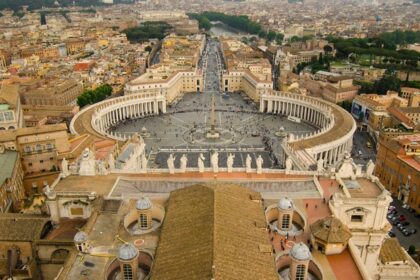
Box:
[260,91,356,167]
[71,90,356,170]
[70,92,166,141]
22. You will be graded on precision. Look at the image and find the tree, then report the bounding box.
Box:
[374,74,401,95]
[339,100,352,112]
[323,45,333,53]
[267,31,276,42]
[77,84,112,107]
[408,245,416,255]
[318,53,324,64]
[40,13,46,25]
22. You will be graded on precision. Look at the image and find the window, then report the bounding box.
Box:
[282,214,290,229]
[4,112,13,121]
[24,146,32,153]
[40,160,43,163]
[351,215,363,222]
[36,144,42,153]
[295,264,306,280]
[139,213,148,229]
[123,264,133,280]
[46,143,54,151]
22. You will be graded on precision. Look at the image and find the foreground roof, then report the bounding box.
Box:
[310,215,352,244]
[150,184,278,280]
[0,214,50,241]
[379,238,408,264]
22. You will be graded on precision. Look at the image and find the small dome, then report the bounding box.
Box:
[136,197,152,210]
[290,242,311,261]
[118,243,138,260]
[278,197,293,210]
[74,231,87,243]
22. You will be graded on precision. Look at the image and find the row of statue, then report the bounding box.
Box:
[167,152,265,174]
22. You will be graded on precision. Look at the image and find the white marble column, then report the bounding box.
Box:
[267,100,273,113]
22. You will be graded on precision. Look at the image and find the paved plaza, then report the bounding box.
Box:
[110,39,317,169]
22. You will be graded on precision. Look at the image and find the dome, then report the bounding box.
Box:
[136,197,152,210]
[74,231,87,243]
[118,243,139,260]
[290,242,311,261]
[278,197,293,210]
[310,216,352,244]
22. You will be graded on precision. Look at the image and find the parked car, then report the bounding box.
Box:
[402,221,410,226]
[388,231,396,237]
[387,213,395,219]
[402,204,410,209]
[397,224,405,231]
[410,229,417,235]
[402,229,411,237]
[399,215,406,222]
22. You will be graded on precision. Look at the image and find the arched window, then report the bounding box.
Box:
[296,264,306,280]
[139,213,148,229]
[282,214,290,229]
[123,264,133,280]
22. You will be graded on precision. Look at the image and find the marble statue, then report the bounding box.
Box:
[61,157,70,177]
[337,153,356,179]
[79,148,96,176]
[198,153,205,173]
[141,153,148,172]
[97,160,108,175]
[211,151,219,173]
[227,153,235,173]
[167,154,175,174]
[108,153,115,170]
[317,158,324,172]
[366,160,375,177]
[256,155,263,174]
[180,154,188,173]
[285,157,293,172]
[245,154,252,173]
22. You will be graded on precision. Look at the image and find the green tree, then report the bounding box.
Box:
[275,33,284,45]
[323,45,333,53]
[339,100,352,112]
[374,74,401,95]
[267,31,276,42]
[408,245,416,255]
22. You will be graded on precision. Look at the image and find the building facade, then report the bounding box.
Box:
[0,84,24,130]
[375,133,420,211]
[0,123,71,175]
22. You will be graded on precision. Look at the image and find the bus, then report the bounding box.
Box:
[287,116,301,123]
